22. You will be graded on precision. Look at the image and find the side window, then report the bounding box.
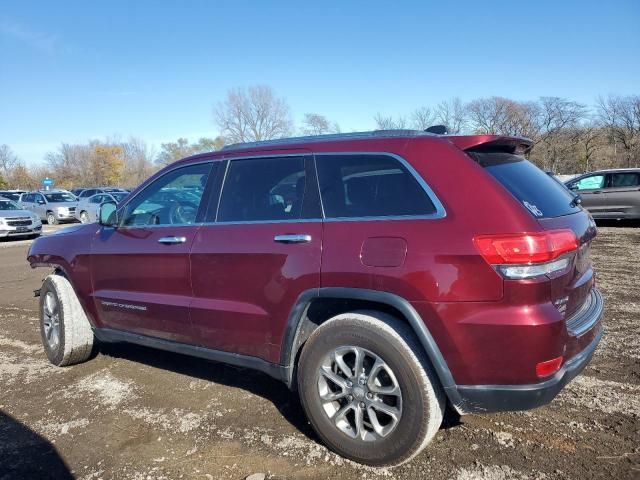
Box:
[610,173,639,188]
[217,157,313,222]
[121,163,213,227]
[36,194,45,204]
[316,154,436,218]
[574,175,604,191]
[91,195,104,204]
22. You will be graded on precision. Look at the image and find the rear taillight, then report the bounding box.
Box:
[474,229,578,279]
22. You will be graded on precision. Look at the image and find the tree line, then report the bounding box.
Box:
[1,86,638,191]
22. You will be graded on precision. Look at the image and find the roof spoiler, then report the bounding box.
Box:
[446,135,533,155]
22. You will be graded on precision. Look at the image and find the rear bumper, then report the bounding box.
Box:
[452,293,604,414]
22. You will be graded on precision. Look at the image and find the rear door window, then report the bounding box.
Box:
[316,154,436,219]
[468,152,580,218]
[609,172,639,188]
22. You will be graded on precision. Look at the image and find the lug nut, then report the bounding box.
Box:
[359,402,366,408]
[359,378,366,385]
[366,392,373,399]
[347,395,353,401]
[346,381,353,388]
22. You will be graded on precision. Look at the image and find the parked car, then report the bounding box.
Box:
[19,190,78,225]
[76,187,128,200]
[0,190,27,202]
[76,191,129,223]
[27,130,603,466]
[565,168,640,220]
[0,197,42,239]
[70,188,86,197]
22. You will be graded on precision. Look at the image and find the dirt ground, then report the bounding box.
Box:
[0,224,638,480]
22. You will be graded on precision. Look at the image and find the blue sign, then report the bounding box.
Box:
[42,177,54,187]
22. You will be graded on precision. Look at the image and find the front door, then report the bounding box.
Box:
[190,155,323,362]
[570,173,608,216]
[90,162,215,343]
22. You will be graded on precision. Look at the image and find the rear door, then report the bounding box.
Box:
[189,154,322,362]
[603,171,640,218]
[90,162,215,343]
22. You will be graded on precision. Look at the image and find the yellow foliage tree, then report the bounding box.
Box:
[91,145,124,186]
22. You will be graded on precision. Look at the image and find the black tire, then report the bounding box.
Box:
[46,212,58,225]
[297,311,444,466]
[39,274,95,366]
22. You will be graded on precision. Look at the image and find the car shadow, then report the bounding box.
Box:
[99,341,462,441]
[595,218,640,228]
[0,410,73,479]
[98,342,320,442]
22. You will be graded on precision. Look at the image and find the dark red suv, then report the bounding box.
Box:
[28,130,603,466]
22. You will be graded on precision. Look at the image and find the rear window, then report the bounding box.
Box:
[468,152,580,218]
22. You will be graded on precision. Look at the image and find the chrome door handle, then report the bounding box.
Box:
[158,236,187,245]
[274,234,312,244]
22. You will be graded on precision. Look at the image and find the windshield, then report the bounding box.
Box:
[468,152,581,219]
[44,192,76,203]
[0,199,21,210]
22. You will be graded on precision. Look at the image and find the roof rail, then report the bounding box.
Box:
[221,129,435,151]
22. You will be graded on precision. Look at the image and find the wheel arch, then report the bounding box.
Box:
[31,260,99,330]
[281,287,462,407]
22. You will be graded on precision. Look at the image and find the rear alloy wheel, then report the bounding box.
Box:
[80,211,89,223]
[46,212,58,225]
[298,311,444,466]
[318,346,403,441]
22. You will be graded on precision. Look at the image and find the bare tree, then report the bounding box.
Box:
[410,107,437,130]
[535,97,587,170]
[121,137,157,187]
[597,94,640,167]
[435,98,468,133]
[572,120,602,173]
[373,113,408,130]
[0,144,19,177]
[301,113,340,135]
[214,85,293,144]
[466,97,540,137]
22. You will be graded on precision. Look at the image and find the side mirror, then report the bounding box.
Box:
[568,184,578,191]
[99,201,118,227]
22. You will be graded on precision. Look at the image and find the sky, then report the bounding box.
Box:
[1,0,639,165]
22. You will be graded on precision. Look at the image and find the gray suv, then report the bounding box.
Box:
[566,169,640,220]
[19,190,78,225]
